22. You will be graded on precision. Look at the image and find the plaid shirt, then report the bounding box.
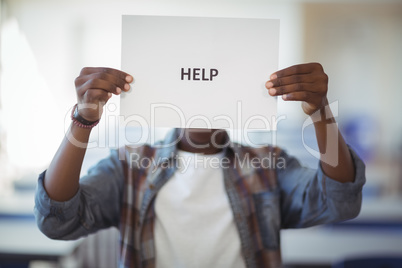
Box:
[35,129,366,268]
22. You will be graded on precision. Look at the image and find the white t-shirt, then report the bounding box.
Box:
[154,150,246,268]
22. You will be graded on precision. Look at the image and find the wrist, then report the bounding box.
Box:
[71,103,100,129]
[66,122,92,149]
[310,101,335,125]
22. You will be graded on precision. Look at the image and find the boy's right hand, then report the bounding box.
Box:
[74,67,133,121]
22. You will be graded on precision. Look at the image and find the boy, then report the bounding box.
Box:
[35,63,365,268]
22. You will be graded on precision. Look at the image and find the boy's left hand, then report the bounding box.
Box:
[265,63,329,116]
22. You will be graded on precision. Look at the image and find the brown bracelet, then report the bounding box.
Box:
[71,104,100,129]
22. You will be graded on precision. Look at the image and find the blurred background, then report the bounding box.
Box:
[0,0,401,267]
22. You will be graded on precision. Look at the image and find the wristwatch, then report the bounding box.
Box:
[71,104,100,129]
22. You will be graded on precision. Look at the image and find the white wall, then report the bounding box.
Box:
[303,3,402,194]
[1,0,304,176]
[304,3,402,156]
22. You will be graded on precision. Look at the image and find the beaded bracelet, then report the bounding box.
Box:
[71,103,100,129]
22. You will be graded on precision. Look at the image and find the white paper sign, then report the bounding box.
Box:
[121,15,279,130]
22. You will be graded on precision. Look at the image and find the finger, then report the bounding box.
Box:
[76,71,128,93]
[268,83,313,96]
[281,91,316,102]
[266,74,323,89]
[79,67,133,84]
[76,78,123,97]
[270,63,323,80]
[83,88,112,104]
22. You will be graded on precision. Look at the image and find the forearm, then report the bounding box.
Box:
[41,67,132,202]
[312,105,355,183]
[266,63,356,182]
[44,123,91,201]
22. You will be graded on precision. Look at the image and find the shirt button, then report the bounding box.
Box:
[149,184,155,190]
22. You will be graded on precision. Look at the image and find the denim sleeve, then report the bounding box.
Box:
[34,149,124,240]
[277,146,366,229]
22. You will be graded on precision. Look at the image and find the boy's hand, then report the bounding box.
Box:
[265,63,328,116]
[74,67,133,121]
